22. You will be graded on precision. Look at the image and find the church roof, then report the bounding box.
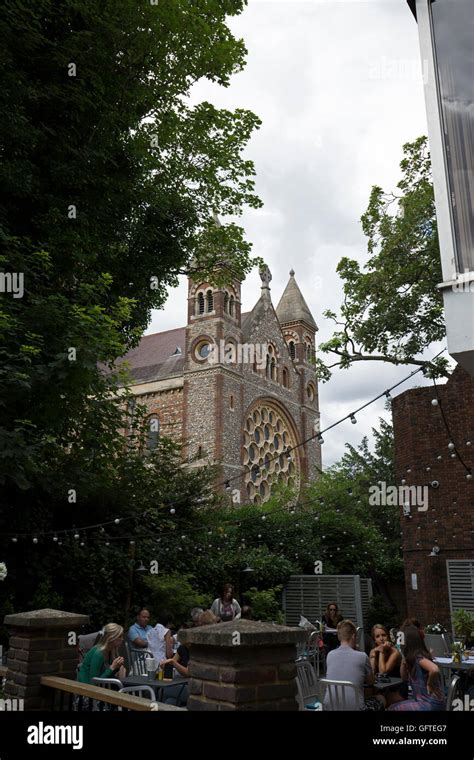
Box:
[275,270,317,330]
[117,326,185,384]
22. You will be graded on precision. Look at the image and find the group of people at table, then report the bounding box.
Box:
[77,583,242,706]
[321,602,471,711]
[76,589,470,711]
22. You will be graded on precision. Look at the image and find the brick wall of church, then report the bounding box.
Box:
[135,387,184,443]
[392,366,474,628]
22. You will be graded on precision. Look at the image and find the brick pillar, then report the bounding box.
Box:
[179,619,306,711]
[3,608,90,710]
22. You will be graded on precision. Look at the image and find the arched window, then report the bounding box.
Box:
[266,345,276,380]
[197,292,205,315]
[224,291,229,313]
[271,357,277,381]
[282,368,289,388]
[289,340,296,360]
[304,339,313,362]
[146,416,160,451]
[229,295,235,317]
[206,289,214,312]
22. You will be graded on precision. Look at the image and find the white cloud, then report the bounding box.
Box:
[147,0,445,465]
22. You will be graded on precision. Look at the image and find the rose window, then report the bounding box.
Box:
[243,402,300,504]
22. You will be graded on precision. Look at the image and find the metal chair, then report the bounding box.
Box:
[308,630,325,677]
[442,632,453,655]
[319,677,360,711]
[119,685,155,700]
[425,634,447,658]
[129,648,154,676]
[446,674,462,711]
[295,659,321,710]
[91,677,123,690]
[356,626,365,652]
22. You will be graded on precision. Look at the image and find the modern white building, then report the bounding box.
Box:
[408,0,474,374]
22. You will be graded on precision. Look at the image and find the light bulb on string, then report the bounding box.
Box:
[33,537,38,544]
[74,533,80,540]
[431,399,439,406]
[448,442,455,450]
[385,391,391,400]
[53,535,58,542]
[114,518,120,525]
[350,414,357,425]
[11,536,18,543]
[170,509,176,515]
[317,435,324,445]
[467,472,473,481]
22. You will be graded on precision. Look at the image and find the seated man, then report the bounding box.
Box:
[127,607,153,649]
[323,619,385,711]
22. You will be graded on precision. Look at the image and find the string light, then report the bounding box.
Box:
[350,414,357,425]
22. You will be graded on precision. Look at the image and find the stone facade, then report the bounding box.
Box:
[120,267,321,502]
[392,366,474,627]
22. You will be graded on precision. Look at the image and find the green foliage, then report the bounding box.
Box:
[365,595,400,634]
[452,609,474,640]
[141,574,211,628]
[243,586,284,623]
[0,0,262,489]
[315,137,449,382]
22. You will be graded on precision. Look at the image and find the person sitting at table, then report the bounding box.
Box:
[370,624,402,675]
[146,612,174,673]
[401,617,425,640]
[323,620,385,711]
[77,623,126,684]
[369,624,406,706]
[322,602,343,655]
[127,607,153,649]
[211,583,241,622]
[159,611,219,706]
[387,625,446,711]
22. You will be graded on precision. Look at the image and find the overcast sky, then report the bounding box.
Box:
[147,0,447,466]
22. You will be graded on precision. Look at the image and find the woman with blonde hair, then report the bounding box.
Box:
[77,623,126,685]
[369,624,401,675]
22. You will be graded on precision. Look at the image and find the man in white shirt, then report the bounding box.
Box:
[323,620,385,711]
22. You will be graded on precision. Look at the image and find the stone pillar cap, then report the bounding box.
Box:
[178,619,306,647]
[3,608,90,628]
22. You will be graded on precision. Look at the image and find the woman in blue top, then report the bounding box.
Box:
[388,625,445,711]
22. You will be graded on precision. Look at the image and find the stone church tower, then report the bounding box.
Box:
[120,267,321,504]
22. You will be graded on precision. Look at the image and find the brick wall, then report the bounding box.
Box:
[392,366,474,627]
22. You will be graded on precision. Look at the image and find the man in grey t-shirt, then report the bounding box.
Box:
[323,620,385,711]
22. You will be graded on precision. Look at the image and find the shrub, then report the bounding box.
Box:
[243,586,284,623]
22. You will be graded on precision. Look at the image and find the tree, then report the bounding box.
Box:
[0,0,262,490]
[314,137,450,382]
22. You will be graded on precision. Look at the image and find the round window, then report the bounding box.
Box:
[307,384,315,401]
[195,340,212,360]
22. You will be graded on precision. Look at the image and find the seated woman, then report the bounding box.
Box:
[75,623,126,710]
[369,624,406,706]
[388,625,446,712]
[322,603,343,655]
[77,623,125,684]
[159,611,218,706]
[370,624,402,675]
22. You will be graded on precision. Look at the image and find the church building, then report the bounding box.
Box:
[120,267,321,504]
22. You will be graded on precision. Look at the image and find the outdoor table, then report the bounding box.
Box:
[123,675,189,703]
[434,656,474,671]
[372,676,403,692]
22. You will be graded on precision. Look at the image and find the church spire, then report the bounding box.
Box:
[276,270,317,330]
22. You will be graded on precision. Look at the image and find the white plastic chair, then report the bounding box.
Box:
[319,677,360,711]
